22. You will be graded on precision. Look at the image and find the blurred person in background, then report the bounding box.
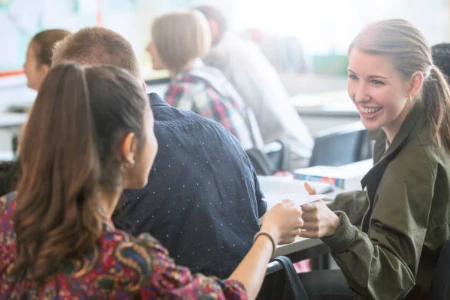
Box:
[147,10,263,151]
[432,42,450,84]
[196,5,313,170]
[24,29,71,90]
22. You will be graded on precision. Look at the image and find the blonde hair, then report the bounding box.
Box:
[151,11,211,73]
[350,19,450,150]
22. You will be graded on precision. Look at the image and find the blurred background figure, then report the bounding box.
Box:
[196,5,313,170]
[147,11,263,151]
[23,29,71,91]
[0,29,73,197]
[432,43,450,84]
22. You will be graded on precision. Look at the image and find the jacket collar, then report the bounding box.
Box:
[361,103,425,199]
[367,102,425,165]
[148,93,169,107]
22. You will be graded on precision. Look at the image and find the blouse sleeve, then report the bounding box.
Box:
[136,233,247,299]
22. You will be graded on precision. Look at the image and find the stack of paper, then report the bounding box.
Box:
[257,176,332,208]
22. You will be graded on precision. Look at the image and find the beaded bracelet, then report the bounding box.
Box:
[253,231,276,256]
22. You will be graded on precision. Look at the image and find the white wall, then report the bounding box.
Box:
[194,0,450,54]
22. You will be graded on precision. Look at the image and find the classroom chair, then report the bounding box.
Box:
[257,256,310,300]
[431,240,450,300]
[264,140,291,172]
[309,122,372,167]
[246,141,291,175]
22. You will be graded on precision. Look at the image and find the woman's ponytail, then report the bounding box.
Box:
[13,63,102,282]
[421,65,450,150]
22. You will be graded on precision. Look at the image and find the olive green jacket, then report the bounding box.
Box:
[325,103,450,300]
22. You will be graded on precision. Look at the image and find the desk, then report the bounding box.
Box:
[258,176,330,265]
[258,168,369,265]
[0,113,27,128]
[0,113,26,152]
[291,91,358,118]
[275,236,329,267]
[291,91,360,135]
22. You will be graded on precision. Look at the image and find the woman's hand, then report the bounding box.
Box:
[299,200,340,238]
[260,200,304,245]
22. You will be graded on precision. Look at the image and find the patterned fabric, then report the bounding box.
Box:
[164,60,263,150]
[0,193,247,299]
[117,94,266,279]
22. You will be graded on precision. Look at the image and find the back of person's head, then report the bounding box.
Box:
[52,27,141,78]
[13,63,154,283]
[194,5,228,44]
[24,29,71,90]
[151,11,211,73]
[349,19,450,149]
[31,29,71,66]
[432,43,450,84]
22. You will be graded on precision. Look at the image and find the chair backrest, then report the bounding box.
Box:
[309,122,372,167]
[257,256,310,300]
[264,140,292,172]
[246,148,274,175]
[246,141,292,175]
[431,240,450,300]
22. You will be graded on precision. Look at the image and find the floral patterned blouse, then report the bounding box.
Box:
[0,193,247,299]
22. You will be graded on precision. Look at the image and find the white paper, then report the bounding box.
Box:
[257,175,334,208]
[264,193,327,208]
[257,175,333,194]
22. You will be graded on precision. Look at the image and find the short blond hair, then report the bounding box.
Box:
[151,11,211,73]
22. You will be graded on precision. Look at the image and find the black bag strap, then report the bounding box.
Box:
[273,256,310,300]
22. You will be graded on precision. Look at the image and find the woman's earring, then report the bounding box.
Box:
[126,160,135,169]
[122,159,135,171]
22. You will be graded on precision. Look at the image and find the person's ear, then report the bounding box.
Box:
[40,64,50,77]
[140,80,147,93]
[207,19,220,44]
[408,71,424,99]
[120,132,137,168]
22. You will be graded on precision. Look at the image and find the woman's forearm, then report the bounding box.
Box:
[228,235,273,300]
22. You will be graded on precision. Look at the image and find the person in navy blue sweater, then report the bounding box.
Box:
[52,26,267,279]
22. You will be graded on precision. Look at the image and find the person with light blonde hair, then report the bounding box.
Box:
[147,11,263,151]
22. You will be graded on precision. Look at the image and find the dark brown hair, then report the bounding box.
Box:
[12,63,148,282]
[350,19,450,150]
[52,27,141,78]
[195,5,228,43]
[31,29,71,66]
[432,43,450,85]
